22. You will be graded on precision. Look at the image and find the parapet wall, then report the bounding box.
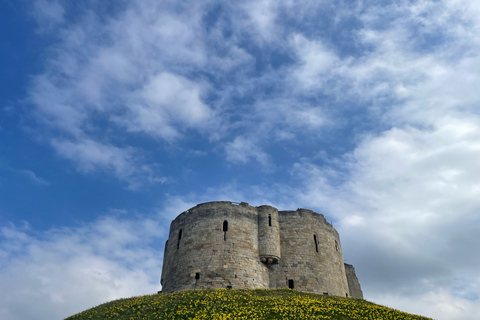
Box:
[160,201,363,299]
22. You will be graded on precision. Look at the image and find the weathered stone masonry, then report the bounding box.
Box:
[160,201,363,299]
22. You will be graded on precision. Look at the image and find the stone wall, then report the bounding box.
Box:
[161,202,269,292]
[268,209,349,297]
[160,201,362,299]
[344,263,364,299]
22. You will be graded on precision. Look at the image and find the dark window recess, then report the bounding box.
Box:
[235,274,237,278]
[223,220,228,241]
[268,214,272,226]
[288,279,294,289]
[227,285,232,289]
[313,234,318,253]
[177,229,182,249]
[346,293,348,297]
[335,240,339,251]
[195,273,200,280]
[323,292,329,295]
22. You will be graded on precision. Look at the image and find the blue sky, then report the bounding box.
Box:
[1,0,480,319]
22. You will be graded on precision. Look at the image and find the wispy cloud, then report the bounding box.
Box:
[18,170,50,186]
[51,138,167,190]
[225,136,271,167]
[32,0,65,31]
[0,214,164,320]
[113,72,212,141]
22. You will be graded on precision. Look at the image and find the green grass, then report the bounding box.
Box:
[65,289,435,320]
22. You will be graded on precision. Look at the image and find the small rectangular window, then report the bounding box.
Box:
[195,273,200,280]
[268,214,272,226]
[314,234,318,253]
[177,229,182,250]
[223,220,228,241]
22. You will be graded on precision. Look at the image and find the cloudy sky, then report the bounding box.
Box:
[1,0,480,319]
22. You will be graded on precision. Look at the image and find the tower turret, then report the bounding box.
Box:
[257,205,281,264]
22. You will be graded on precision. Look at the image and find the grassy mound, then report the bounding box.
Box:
[65,289,434,320]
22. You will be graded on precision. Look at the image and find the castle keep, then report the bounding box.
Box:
[160,201,363,298]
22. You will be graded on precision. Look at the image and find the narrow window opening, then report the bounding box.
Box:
[313,234,318,253]
[235,274,237,278]
[288,279,294,289]
[335,240,339,251]
[177,229,182,250]
[268,214,272,226]
[227,285,232,289]
[195,273,200,280]
[223,220,228,241]
[323,292,329,295]
[346,293,348,297]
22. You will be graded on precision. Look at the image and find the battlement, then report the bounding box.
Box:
[161,201,362,299]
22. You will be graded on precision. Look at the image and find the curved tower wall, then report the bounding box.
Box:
[161,201,358,298]
[268,209,349,296]
[257,205,281,263]
[161,202,269,293]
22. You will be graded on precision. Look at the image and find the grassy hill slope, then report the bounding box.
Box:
[65,289,434,320]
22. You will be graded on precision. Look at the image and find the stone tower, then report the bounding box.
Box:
[160,201,363,299]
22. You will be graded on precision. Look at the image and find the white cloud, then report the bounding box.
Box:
[32,0,65,31]
[51,138,167,190]
[0,166,51,187]
[371,285,480,320]
[141,73,211,127]
[241,0,281,42]
[0,215,164,320]
[29,75,88,138]
[18,170,50,186]
[52,138,135,176]
[225,136,271,168]
[114,72,212,141]
[289,34,341,90]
